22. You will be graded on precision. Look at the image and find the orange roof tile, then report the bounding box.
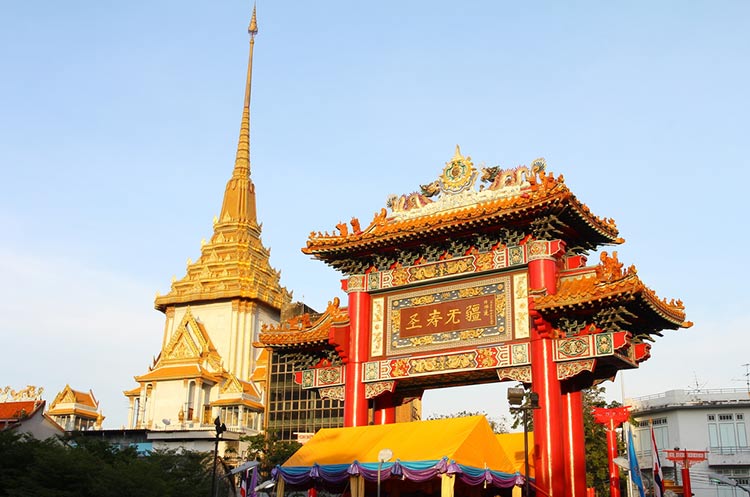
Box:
[535,253,691,335]
[134,364,221,383]
[0,400,43,421]
[49,385,99,412]
[210,397,264,410]
[260,298,348,347]
[303,154,620,270]
[123,386,141,397]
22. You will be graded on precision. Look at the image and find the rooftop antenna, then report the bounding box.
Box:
[687,372,707,400]
[732,363,750,394]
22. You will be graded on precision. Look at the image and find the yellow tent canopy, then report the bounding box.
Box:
[275,417,530,497]
[284,415,517,473]
[495,432,535,478]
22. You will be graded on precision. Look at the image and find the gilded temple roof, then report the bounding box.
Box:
[535,252,692,337]
[154,10,290,312]
[135,309,226,383]
[303,148,622,272]
[260,297,349,348]
[49,385,98,410]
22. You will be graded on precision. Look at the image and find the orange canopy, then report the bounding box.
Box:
[496,432,535,478]
[284,416,520,475]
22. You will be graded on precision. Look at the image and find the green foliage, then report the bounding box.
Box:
[243,432,302,481]
[0,430,214,497]
[583,385,625,497]
[507,385,624,496]
[426,410,509,434]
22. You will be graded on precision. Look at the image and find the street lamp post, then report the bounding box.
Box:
[377,448,393,497]
[508,387,540,497]
[211,416,227,497]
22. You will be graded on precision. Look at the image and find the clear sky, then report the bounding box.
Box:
[1,1,748,429]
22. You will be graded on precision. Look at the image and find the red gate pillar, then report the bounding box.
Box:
[373,392,396,425]
[592,406,631,497]
[563,389,587,497]
[528,240,565,497]
[343,277,371,427]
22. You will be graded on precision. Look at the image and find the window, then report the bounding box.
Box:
[708,411,749,453]
[633,418,668,455]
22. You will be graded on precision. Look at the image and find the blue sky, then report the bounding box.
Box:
[1,1,748,429]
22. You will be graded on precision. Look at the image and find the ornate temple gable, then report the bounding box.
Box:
[47,385,100,422]
[160,308,217,364]
[535,252,692,338]
[153,7,291,313]
[49,385,98,410]
[303,147,622,272]
[212,372,264,411]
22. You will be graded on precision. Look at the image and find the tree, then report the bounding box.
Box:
[508,385,624,497]
[243,432,302,481]
[427,410,509,434]
[0,430,215,497]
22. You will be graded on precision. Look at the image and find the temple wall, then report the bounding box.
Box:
[146,380,188,428]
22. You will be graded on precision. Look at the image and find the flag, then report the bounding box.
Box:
[650,422,665,497]
[627,426,646,497]
[240,469,248,497]
[249,466,258,497]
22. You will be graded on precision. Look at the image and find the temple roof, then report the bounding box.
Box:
[0,400,44,422]
[535,252,692,338]
[48,385,99,413]
[259,298,349,348]
[303,148,622,273]
[134,364,222,383]
[155,7,290,312]
[133,309,227,385]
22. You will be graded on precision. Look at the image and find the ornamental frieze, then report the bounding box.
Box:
[364,381,396,399]
[362,343,529,382]
[553,331,630,363]
[299,366,345,390]
[557,359,596,380]
[350,245,535,292]
[318,386,345,401]
[496,366,532,383]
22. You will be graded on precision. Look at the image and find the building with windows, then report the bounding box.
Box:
[629,388,750,497]
[261,301,422,443]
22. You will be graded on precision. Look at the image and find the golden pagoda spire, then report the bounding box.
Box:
[219,4,259,229]
[155,6,291,313]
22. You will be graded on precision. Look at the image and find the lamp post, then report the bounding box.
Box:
[211,416,227,497]
[665,448,707,497]
[508,387,540,497]
[377,448,393,497]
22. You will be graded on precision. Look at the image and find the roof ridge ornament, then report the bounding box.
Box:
[385,148,548,220]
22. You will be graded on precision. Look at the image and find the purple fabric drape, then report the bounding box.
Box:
[274,457,520,489]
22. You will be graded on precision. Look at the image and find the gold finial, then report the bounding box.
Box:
[219,4,259,226]
[453,144,464,161]
[249,4,258,36]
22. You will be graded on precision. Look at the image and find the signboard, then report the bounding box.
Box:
[369,272,529,358]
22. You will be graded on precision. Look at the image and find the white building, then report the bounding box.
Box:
[628,388,750,497]
[124,7,291,446]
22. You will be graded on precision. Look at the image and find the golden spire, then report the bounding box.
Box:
[219,4,259,229]
[155,7,291,313]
